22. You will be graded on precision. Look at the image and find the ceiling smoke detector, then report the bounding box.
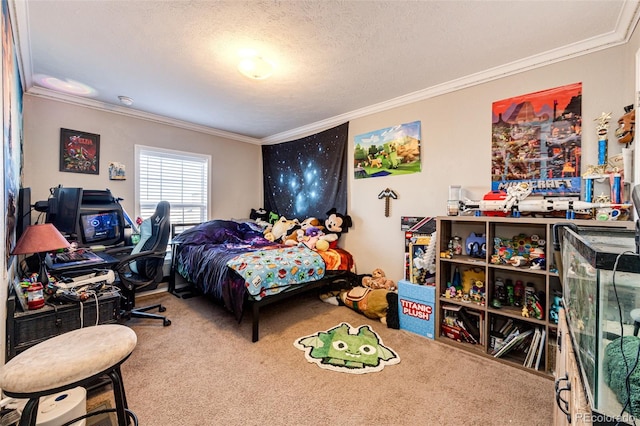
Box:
[118,95,134,106]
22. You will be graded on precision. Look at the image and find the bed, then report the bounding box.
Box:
[169,219,355,341]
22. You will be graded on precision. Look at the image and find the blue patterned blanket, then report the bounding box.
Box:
[227,245,325,300]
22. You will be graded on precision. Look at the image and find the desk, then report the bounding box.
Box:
[6,292,121,360]
[46,250,120,274]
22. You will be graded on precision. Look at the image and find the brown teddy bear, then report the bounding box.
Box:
[362,268,396,291]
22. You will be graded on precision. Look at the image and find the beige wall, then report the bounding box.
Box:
[22,96,263,222]
[19,37,640,284]
[344,42,635,281]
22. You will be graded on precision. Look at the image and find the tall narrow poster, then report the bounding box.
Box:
[491,83,582,196]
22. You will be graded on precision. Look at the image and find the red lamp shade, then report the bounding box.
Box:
[11,224,70,255]
[11,224,70,288]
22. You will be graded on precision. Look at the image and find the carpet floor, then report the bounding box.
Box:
[88,290,554,425]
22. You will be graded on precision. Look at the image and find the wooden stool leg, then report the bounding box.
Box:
[108,366,130,426]
[19,398,39,426]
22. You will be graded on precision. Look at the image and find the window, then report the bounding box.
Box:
[135,145,210,224]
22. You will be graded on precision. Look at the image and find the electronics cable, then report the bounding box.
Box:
[76,289,102,328]
[611,250,640,425]
[91,291,99,326]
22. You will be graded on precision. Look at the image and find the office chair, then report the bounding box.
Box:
[111,201,172,326]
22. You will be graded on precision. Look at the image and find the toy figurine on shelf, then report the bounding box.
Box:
[466,233,486,258]
[549,292,562,324]
[446,285,457,299]
[452,236,462,255]
[506,279,515,306]
[595,112,612,166]
[522,284,544,320]
[514,280,524,307]
[440,250,453,259]
[492,278,507,308]
[458,181,631,218]
[470,280,486,305]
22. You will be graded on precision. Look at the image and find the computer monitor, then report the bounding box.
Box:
[45,187,83,237]
[78,209,124,247]
[16,187,31,242]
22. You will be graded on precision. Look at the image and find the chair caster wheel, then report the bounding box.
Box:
[159,306,167,312]
[163,319,171,326]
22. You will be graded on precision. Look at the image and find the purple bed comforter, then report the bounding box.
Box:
[172,219,321,321]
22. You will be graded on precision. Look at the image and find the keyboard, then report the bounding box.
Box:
[55,251,90,263]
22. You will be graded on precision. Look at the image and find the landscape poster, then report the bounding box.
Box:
[354,120,421,179]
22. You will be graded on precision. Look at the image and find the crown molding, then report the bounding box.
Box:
[14,0,640,146]
[263,1,640,144]
[25,87,262,145]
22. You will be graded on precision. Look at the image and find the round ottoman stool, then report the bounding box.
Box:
[0,324,138,426]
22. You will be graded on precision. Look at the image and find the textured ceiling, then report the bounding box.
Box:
[12,0,640,144]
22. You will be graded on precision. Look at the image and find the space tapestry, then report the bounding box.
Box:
[491,82,582,196]
[262,122,348,220]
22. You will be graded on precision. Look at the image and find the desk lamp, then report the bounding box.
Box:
[11,223,70,286]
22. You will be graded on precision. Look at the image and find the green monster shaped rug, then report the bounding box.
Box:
[294,323,400,374]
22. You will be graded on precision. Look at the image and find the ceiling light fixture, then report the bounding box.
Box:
[33,74,97,96]
[238,54,274,80]
[118,95,134,106]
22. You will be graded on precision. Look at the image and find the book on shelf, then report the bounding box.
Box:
[534,329,546,370]
[498,318,515,337]
[517,326,546,369]
[442,304,482,344]
[455,319,478,344]
[524,328,540,368]
[465,309,485,345]
[493,328,534,358]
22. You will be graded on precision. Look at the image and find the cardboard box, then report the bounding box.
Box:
[400,216,436,233]
[398,279,435,339]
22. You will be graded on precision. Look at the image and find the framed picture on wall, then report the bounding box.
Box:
[59,128,100,175]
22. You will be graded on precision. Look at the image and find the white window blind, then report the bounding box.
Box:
[136,145,209,225]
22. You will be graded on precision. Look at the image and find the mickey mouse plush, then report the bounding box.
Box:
[321,208,352,247]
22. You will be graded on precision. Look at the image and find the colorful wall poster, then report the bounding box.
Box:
[491,83,582,196]
[354,120,421,179]
[3,0,24,268]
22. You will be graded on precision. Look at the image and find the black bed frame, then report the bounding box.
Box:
[167,223,356,342]
[246,270,353,342]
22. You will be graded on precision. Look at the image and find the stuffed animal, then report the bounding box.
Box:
[300,217,324,231]
[321,208,352,247]
[250,208,270,227]
[315,239,330,251]
[461,267,485,295]
[283,228,305,246]
[362,268,396,291]
[339,287,399,329]
[250,208,279,229]
[264,216,299,242]
[302,226,324,250]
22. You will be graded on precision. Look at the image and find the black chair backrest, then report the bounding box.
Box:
[135,201,171,282]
